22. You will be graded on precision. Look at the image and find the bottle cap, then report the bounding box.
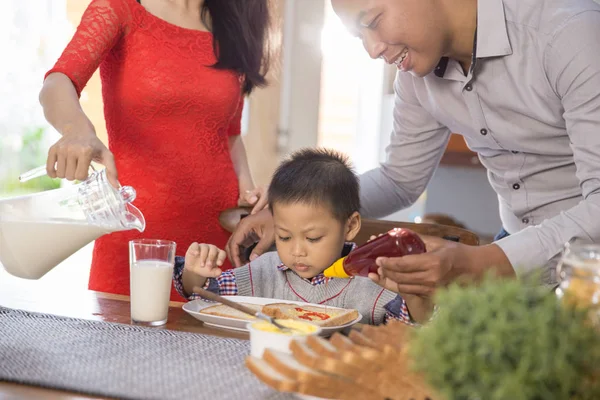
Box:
[322,257,350,278]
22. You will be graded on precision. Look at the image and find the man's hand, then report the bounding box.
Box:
[368,272,435,324]
[374,237,515,297]
[225,209,275,267]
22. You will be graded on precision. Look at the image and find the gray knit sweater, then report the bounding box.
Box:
[215,248,399,325]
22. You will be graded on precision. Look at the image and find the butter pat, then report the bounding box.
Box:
[248,319,322,358]
[251,319,319,335]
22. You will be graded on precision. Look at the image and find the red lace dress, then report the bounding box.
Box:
[46,0,242,300]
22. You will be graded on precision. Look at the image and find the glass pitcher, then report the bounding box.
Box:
[555,241,600,322]
[0,169,145,279]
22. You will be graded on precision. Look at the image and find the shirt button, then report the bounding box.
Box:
[480,128,488,136]
[465,84,473,91]
[512,183,520,190]
[522,217,529,224]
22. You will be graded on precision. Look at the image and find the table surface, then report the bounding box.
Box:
[0,280,249,399]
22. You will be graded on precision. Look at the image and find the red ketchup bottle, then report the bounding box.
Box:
[323,228,426,278]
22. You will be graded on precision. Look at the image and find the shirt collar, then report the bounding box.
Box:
[476,0,512,58]
[434,0,511,78]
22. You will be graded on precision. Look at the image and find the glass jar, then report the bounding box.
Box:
[556,243,600,321]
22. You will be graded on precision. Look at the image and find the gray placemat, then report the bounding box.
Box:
[0,307,293,400]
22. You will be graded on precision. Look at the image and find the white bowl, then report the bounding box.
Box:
[247,320,322,358]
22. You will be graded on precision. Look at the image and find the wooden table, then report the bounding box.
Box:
[0,281,249,399]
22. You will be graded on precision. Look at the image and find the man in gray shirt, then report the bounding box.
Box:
[228,0,600,296]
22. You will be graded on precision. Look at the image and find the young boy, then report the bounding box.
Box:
[173,148,430,325]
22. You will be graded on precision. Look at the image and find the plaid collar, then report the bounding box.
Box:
[276,242,356,286]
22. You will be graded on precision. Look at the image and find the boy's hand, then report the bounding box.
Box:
[185,243,226,278]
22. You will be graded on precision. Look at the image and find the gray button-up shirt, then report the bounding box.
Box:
[360,0,600,278]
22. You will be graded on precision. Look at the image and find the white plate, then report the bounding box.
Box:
[182,295,362,336]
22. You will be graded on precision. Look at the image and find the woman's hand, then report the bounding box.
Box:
[238,185,269,214]
[46,128,118,187]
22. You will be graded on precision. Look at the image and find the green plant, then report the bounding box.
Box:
[410,276,600,400]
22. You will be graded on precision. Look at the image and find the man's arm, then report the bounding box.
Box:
[494,10,600,277]
[360,71,451,218]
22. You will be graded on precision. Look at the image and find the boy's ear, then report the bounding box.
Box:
[345,212,361,241]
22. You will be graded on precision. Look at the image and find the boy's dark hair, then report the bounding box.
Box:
[268,148,360,221]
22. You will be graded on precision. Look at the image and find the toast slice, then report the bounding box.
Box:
[305,335,343,359]
[263,348,384,400]
[262,303,359,327]
[246,324,440,400]
[245,356,299,393]
[290,339,362,380]
[262,348,329,383]
[199,302,262,321]
[304,336,399,399]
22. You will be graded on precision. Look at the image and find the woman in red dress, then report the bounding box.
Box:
[39,0,270,300]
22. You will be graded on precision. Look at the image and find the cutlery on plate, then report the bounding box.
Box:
[192,286,296,333]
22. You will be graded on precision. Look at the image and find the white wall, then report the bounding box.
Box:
[426,167,501,236]
[278,0,325,154]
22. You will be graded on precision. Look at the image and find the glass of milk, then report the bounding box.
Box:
[129,239,176,326]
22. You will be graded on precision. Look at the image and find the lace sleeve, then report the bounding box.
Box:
[45,0,129,96]
[226,96,244,137]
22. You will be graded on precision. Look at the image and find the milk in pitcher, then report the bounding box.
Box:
[0,218,108,279]
[0,168,145,279]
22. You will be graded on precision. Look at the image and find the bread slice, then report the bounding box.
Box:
[246,321,440,400]
[262,303,359,327]
[329,333,386,367]
[329,332,355,351]
[361,324,408,351]
[262,348,329,382]
[199,302,262,320]
[303,336,399,399]
[261,349,342,399]
[305,335,342,359]
[290,339,362,380]
[245,356,299,393]
[254,350,382,400]
[348,329,380,348]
